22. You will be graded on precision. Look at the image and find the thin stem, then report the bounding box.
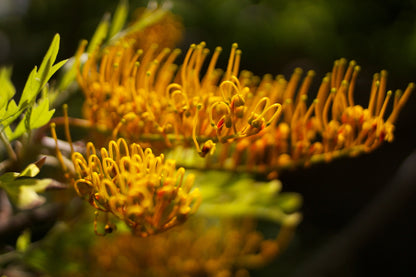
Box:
[0,130,17,161]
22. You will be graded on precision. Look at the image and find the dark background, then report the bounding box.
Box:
[1,0,415,276]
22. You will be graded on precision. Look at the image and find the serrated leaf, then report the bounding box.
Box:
[1,177,51,210]
[17,179,50,209]
[0,67,16,109]
[0,163,51,210]
[47,59,68,83]
[4,119,24,141]
[29,97,55,130]
[19,34,66,108]
[37,34,60,89]
[0,98,21,128]
[19,66,39,108]
[87,14,110,54]
[109,0,129,39]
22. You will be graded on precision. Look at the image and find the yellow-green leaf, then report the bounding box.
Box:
[87,14,110,54]
[0,67,15,109]
[29,97,55,130]
[16,229,31,252]
[109,0,129,39]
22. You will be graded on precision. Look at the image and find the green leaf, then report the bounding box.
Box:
[29,97,55,130]
[18,158,44,178]
[4,114,26,141]
[19,66,40,108]
[121,8,167,39]
[16,229,31,252]
[1,34,65,141]
[47,59,68,83]
[19,34,66,108]
[195,171,303,224]
[16,178,51,209]
[0,98,21,128]
[109,0,129,39]
[87,13,110,54]
[0,175,51,210]
[0,158,50,209]
[37,34,60,91]
[0,67,16,110]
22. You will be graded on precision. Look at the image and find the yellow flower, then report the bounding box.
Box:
[213,59,414,174]
[75,10,413,173]
[76,40,282,156]
[71,138,201,237]
[85,216,299,277]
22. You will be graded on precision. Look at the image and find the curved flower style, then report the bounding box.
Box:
[71,138,201,237]
[76,40,282,156]
[76,34,412,172]
[214,59,414,174]
[74,7,413,174]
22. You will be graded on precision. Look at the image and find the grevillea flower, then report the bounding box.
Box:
[71,138,201,237]
[85,216,299,277]
[76,39,282,156]
[76,16,412,171]
[211,59,414,175]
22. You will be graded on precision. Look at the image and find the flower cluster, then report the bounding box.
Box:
[76,40,282,156]
[71,138,201,237]
[213,59,414,174]
[76,33,412,173]
[85,216,299,277]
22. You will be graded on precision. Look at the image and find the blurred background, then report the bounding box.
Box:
[1,0,415,276]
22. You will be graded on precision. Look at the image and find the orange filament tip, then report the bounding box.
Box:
[294,68,303,74]
[232,42,238,49]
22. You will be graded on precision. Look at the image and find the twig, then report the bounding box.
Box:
[0,203,63,238]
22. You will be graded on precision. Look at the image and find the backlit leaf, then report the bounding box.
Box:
[109,0,129,39]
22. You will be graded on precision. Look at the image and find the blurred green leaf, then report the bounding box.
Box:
[87,14,110,54]
[0,68,16,110]
[195,171,302,224]
[109,0,129,39]
[16,229,32,253]
[0,159,51,209]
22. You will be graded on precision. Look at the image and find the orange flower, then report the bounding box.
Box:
[71,138,201,237]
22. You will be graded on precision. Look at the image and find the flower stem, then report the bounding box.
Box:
[0,130,17,161]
